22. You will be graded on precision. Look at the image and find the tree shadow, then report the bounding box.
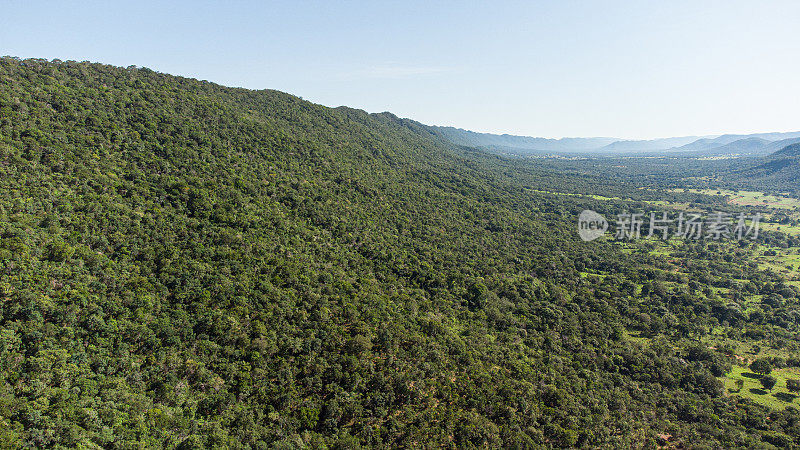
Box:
[741,372,762,380]
[749,388,768,395]
[774,392,797,403]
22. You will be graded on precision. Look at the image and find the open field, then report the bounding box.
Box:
[723,366,800,410]
[527,188,622,201]
[760,222,800,236]
[629,331,800,411]
[671,189,800,209]
[754,246,800,279]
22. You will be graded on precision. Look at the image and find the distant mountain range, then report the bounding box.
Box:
[427,125,800,157]
[668,133,800,156]
[596,136,704,153]
[427,126,618,152]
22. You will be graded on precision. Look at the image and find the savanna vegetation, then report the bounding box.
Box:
[1,57,799,448]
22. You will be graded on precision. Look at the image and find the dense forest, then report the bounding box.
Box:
[1,57,799,448]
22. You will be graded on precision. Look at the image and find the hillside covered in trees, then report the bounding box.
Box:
[726,143,800,194]
[1,58,800,448]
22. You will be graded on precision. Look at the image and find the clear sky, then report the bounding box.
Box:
[2,1,799,139]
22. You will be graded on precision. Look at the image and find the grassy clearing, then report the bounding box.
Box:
[672,189,800,209]
[754,246,800,279]
[622,330,651,346]
[579,271,609,280]
[727,192,800,209]
[643,239,684,257]
[723,365,800,410]
[526,188,622,201]
[760,222,800,236]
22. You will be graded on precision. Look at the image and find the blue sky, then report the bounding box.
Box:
[2,1,799,139]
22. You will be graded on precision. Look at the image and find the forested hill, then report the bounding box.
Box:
[725,143,800,195]
[773,142,800,158]
[1,58,799,448]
